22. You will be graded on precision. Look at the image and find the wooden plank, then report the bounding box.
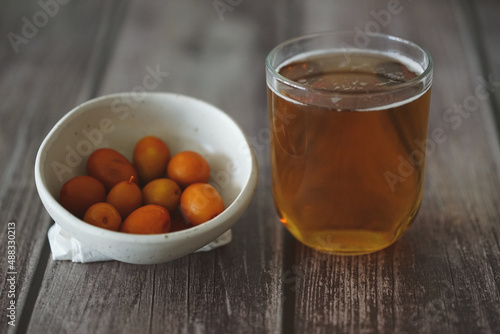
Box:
[3,0,498,332]
[0,0,129,332]
[27,1,287,333]
[469,0,500,138]
[28,261,162,333]
[291,0,500,333]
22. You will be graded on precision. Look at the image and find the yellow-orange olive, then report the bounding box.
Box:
[180,183,225,226]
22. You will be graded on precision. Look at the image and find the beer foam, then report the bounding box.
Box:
[274,49,430,111]
[277,49,424,75]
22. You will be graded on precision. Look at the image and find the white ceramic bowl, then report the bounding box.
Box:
[35,92,258,264]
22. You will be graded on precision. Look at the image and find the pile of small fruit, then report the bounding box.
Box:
[58,136,225,234]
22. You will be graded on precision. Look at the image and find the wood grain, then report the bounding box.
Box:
[27,1,286,333]
[0,1,128,333]
[0,0,499,333]
[471,0,500,137]
[292,1,500,333]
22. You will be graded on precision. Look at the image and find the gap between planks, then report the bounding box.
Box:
[17,1,131,331]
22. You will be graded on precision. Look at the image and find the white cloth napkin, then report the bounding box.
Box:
[47,224,232,263]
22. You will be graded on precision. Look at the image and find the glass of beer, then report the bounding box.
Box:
[266,31,433,254]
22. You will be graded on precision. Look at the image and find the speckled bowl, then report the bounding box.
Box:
[35,92,258,264]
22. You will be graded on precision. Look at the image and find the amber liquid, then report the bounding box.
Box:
[268,52,431,254]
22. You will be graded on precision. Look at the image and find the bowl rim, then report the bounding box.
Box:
[34,92,259,244]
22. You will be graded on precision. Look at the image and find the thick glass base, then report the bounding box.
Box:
[289,229,405,255]
[282,211,418,255]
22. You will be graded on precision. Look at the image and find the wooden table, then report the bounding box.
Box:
[1,1,500,333]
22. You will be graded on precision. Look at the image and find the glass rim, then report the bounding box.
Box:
[265,30,433,97]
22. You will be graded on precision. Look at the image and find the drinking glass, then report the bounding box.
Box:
[266,31,433,254]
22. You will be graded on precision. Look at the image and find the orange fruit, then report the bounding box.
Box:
[167,151,210,188]
[180,183,225,226]
[120,204,171,234]
[59,175,106,218]
[106,176,143,219]
[133,136,171,185]
[142,178,181,213]
[87,148,138,191]
[83,202,122,231]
